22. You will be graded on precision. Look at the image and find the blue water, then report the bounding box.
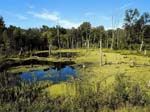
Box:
[20,66,76,83]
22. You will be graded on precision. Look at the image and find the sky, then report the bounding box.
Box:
[0,0,149,29]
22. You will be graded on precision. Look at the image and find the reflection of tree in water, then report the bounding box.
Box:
[20,65,76,83]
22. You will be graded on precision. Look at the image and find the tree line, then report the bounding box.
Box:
[0,9,150,56]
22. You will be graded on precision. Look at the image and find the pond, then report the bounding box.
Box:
[20,66,76,83]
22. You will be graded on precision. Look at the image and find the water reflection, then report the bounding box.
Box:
[20,66,76,83]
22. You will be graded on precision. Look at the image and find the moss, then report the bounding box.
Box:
[45,82,76,98]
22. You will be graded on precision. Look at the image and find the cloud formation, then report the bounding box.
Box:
[85,12,95,16]
[101,16,111,20]
[120,3,132,10]
[16,15,28,20]
[28,10,81,28]
[27,4,35,9]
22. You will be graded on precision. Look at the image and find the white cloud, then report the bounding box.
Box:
[101,16,111,20]
[105,27,112,30]
[85,12,95,16]
[120,3,132,10]
[28,10,81,28]
[28,11,58,21]
[59,20,80,28]
[0,10,28,20]
[27,4,35,9]
[85,11,111,21]
[16,15,27,20]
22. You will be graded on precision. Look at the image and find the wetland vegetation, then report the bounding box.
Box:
[0,7,150,112]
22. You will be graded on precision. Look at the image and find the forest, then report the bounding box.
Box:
[0,8,150,112]
[0,9,150,55]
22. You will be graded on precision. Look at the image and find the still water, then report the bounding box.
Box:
[20,66,76,83]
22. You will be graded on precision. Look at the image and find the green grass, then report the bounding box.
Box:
[43,48,150,97]
[5,48,150,97]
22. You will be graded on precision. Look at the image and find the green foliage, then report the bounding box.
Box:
[0,9,150,57]
[0,8,150,111]
[1,71,150,111]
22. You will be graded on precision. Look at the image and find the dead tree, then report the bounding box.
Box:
[111,16,115,50]
[139,40,144,52]
[49,44,52,56]
[100,39,102,66]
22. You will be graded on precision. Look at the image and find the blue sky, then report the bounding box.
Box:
[0,0,149,29]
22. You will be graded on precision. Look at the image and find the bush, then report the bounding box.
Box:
[1,72,150,111]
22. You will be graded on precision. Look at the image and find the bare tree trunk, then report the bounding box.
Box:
[117,30,119,49]
[107,38,109,48]
[88,39,89,49]
[71,37,74,49]
[140,32,144,52]
[139,40,144,52]
[81,36,83,48]
[57,24,61,58]
[106,32,109,48]
[111,31,114,50]
[86,39,89,52]
[93,34,96,48]
[144,49,147,56]
[67,38,69,49]
[49,44,51,56]
[100,39,102,66]
[76,40,78,48]
[111,16,114,50]
[19,47,23,57]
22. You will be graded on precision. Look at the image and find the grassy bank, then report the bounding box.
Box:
[42,49,150,97]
